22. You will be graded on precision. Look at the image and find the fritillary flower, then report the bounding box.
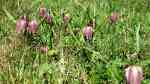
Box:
[39,7,52,24]
[16,16,28,33]
[39,7,47,18]
[27,20,38,33]
[125,65,143,84]
[40,46,48,53]
[63,14,70,24]
[45,15,52,24]
[110,12,118,24]
[83,26,93,40]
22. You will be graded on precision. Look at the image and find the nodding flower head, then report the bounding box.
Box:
[83,26,93,40]
[39,7,52,24]
[40,46,48,53]
[16,16,28,33]
[45,15,52,24]
[110,12,118,24]
[63,14,70,24]
[125,65,143,84]
[27,20,38,33]
[39,7,47,18]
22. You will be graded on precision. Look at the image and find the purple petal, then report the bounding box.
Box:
[63,14,70,24]
[40,46,48,53]
[110,12,118,23]
[16,19,27,33]
[39,7,47,18]
[45,15,52,24]
[28,20,38,33]
[83,26,93,40]
[125,66,143,84]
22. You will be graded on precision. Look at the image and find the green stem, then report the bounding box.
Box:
[136,24,140,53]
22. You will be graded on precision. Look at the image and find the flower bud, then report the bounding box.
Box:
[16,16,28,33]
[83,26,93,40]
[125,65,143,84]
[27,20,38,33]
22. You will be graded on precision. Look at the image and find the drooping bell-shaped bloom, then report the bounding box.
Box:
[110,12,118,24]
[83,26,93,40]
[39,7,52,24]
[45,15,52,24]
[39,7,47,18]
[125,65,143,84]
[16,16,28,33]
[27,20,38,33]
[63,14,70,24]
[40,46,48,53]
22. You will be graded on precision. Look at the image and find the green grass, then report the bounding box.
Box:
[0,0,150,84]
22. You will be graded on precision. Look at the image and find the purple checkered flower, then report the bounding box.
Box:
[40,46,48,53]
[63,14,70,24]
[45,15,52,24]
[39,7,47,18]
[39,7,52,24]
[27,20,38,33]
[110,12,118,23]
[16,16,28,33]
[125,65,143,84]
[83,26,93,40]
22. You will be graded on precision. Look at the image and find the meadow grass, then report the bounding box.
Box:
[0,0,150,84]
